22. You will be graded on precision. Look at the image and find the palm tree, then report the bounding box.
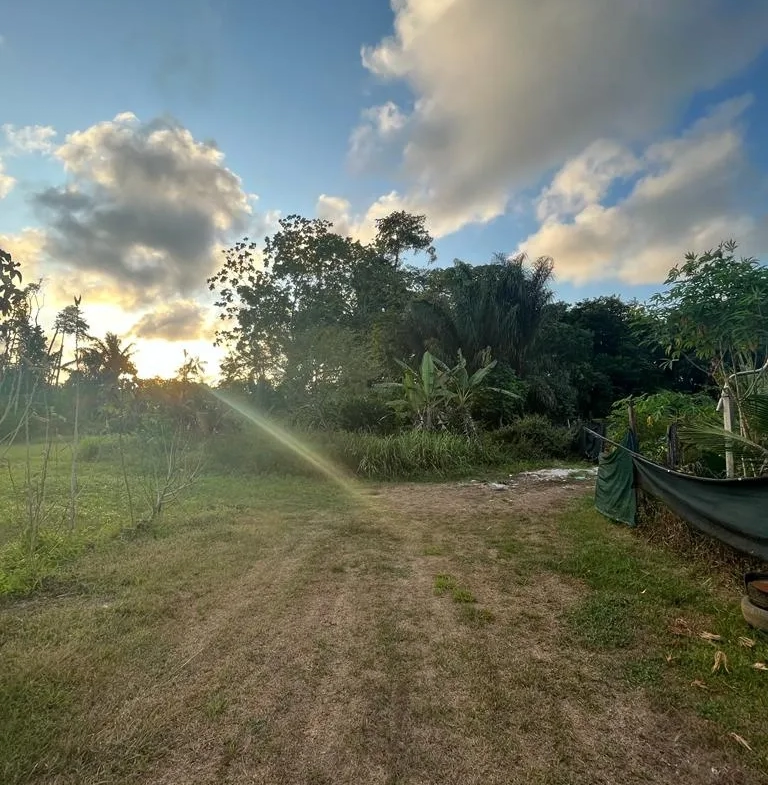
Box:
[80,332,137,387]
[682,394,768,477]
[403,254,554,375]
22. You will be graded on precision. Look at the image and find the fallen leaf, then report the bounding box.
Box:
[700,631,722,642]
[738,636,756,649]
[753,662,768,671]
[665,653,675,664]
[690,680,708,690]
[729,733,752,752]
[712,650,730,674]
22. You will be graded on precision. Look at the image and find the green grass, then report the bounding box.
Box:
[549,496,768,768]
[3,435,768,780]
[434,573,477,604]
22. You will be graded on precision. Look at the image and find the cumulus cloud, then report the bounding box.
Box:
[2,124,57,155]
[0,228,46,279]
[360,0,768,235]
[131,300,211,341]
[317,186,504,244]
[32,112,260,306]
[348,101,408,171]
[535,141,640,223]
[0,161,14,198]
[520,96,763,284]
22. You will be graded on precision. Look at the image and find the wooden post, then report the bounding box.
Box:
[666,422,679,469]
[627,398,637,437]
[719,385,735,479]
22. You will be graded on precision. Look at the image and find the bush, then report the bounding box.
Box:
[492,415,574,460]
[335,395,396,434]
[607,390,718,466]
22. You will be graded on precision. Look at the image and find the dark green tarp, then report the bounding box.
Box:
[595,431,637,526]
[633,457,768,561]
[591,428,768,561]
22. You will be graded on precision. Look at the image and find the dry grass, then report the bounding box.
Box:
[1,476,767,784]
[636,493,768,591]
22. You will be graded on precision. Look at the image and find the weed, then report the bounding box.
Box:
[433,573,456,595]
[458,606,495,626]
[203,691,229,720]
[566,593,639,648]
[451,588,477,604]
[434,573,476,604]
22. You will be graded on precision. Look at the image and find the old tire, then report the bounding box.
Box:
[741,595,768,632]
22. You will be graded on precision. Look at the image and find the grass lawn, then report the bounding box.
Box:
[1,460,768,783]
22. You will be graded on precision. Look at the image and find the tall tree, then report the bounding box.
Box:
[80,332,137,387]
[0,248,23,318]
[209,211,434,400]
[646,241,768,393]
[374,211,436,267]
[403,253,555,375]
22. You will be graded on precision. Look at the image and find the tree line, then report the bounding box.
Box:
[2,211,767,450]
[207,210,720,434]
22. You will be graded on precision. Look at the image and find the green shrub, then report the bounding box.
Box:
[607,391,718,465]
[492,415,574,459]
[335,395,396,434]
[0,528,91,595]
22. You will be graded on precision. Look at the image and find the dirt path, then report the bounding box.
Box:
[3,479,762,784]
[131,480,757,785]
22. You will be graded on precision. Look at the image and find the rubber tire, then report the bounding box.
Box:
[741,595,768,632]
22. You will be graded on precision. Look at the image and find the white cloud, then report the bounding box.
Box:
[360,0,768,236]
[535,140,640,222]
[520,97,762,284]
[317,185,505,245]
[0,228,46,279]
[32,112,264,306]
[0,160,15,198]
[2,124,57,155]
[348,101,408,171]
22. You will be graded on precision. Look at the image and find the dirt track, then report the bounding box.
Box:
[112,480,758,785]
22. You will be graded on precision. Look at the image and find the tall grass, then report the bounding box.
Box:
[205,426,552,480]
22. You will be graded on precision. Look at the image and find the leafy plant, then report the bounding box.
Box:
[379,351,450,431]
[646,241,768,395]
[441,350,518,438]
[680,394,768,476]
[607,391,717,464]
[379,350,517,437]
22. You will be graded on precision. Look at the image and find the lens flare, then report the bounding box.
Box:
[207,388,373,506]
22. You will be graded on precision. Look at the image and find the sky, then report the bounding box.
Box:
[1,0,768,378]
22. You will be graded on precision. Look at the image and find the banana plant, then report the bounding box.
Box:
[378,350,450,430]
[379,349,519,436]
[442,350,520,438]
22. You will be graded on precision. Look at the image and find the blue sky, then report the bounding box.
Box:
[2,0,768,374]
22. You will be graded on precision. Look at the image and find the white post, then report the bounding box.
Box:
[719,385,735,478]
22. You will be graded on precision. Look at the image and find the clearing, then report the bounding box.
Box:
[2,475,767,784]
